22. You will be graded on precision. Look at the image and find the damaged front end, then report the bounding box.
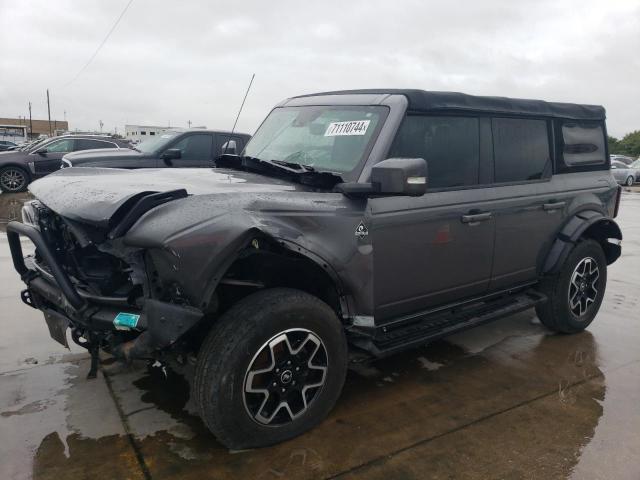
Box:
[7,197,203,377]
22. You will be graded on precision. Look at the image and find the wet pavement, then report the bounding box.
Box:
[1,189,639,480]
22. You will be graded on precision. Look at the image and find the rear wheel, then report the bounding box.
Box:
[626,176,634,186]
[194,288,348,449]
[536,239,607,333]
[0,166,29,193]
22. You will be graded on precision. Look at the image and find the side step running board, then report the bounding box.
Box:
[351,289,547,358]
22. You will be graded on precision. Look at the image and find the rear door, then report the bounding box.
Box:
[32,138,75,176]
[74,138,119,152]
[167,133,215,167]
[371,115,496,321]
[488,117,568,290]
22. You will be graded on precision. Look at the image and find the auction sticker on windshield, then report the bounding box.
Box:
[324,120,371,136]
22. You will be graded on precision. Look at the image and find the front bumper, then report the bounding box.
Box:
[6,221,204,357]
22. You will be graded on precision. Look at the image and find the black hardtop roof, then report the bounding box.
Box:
[294,89,605,121]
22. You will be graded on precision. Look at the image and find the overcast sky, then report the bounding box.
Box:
[1,0,638,137]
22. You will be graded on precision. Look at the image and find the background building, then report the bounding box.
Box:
[125,124,170,143]
[0,117,69,139]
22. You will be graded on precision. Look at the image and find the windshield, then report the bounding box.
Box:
[26,137,54,152]
[136,132,180,153]
[244,105,387,176]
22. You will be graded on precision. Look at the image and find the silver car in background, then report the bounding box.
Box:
[629,159,640,182]
[611,154,634,165]
[611,160,636,186]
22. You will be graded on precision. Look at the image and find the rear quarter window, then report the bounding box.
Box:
[555,120,607,172]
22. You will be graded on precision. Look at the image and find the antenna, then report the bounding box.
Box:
[224,73,255,154]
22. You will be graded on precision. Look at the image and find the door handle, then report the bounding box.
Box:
[461,212,493,224]
[543,201,566,211]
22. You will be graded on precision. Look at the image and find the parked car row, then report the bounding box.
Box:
[0,129,250,192]
[0,135,131,192]
[61,129,250,170]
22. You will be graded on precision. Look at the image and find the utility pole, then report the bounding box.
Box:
[188,120,192,128]
[99,120,104,133]
[28,102,33,139]
[46,89,52,136]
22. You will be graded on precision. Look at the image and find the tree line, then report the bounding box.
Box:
[608,130,640,158]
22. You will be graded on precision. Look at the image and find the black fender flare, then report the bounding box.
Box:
[542,211,622,274]
[199,230,350,317]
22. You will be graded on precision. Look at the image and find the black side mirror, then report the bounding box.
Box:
[36,149,47,156]
[371,158,428,196]
[161,148,181,166]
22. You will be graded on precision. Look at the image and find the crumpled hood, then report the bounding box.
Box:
[29,167,305,227]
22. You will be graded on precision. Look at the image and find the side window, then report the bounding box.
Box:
[492,118,550,183]
[43,138,74,153]
[75,139,114,150]
[388,116,480,189]
[557,121,606,170]
[171,134,214,160]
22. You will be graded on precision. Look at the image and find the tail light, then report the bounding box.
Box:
[613,185,622,218]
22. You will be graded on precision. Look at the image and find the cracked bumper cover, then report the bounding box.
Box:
[6,221,204,358]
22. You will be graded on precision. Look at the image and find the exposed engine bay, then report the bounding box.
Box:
[11,199,204,378]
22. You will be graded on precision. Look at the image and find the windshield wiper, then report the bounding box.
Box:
[221,155,342,188]
[270,159,315,172]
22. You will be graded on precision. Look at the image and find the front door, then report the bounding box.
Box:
[371,190,495,322]
[32,138,75,176]
[370,114,495,322]
[167,133,215,167]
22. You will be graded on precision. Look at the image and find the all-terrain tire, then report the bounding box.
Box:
[536,239,607,333]
[194,288,348,449]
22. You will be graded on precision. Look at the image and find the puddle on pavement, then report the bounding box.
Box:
[1,309,623,480]
[81,313,612,480]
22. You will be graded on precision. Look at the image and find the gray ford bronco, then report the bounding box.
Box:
[7,89,622,448]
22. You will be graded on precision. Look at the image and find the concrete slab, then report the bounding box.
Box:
[0,358,146,480]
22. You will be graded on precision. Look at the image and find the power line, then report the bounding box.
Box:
[62,0,135,88]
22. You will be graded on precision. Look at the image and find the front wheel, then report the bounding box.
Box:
[0,166,29,193]
[194,288,348,449]
[536,239,607,333]
[626,176,634,186]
